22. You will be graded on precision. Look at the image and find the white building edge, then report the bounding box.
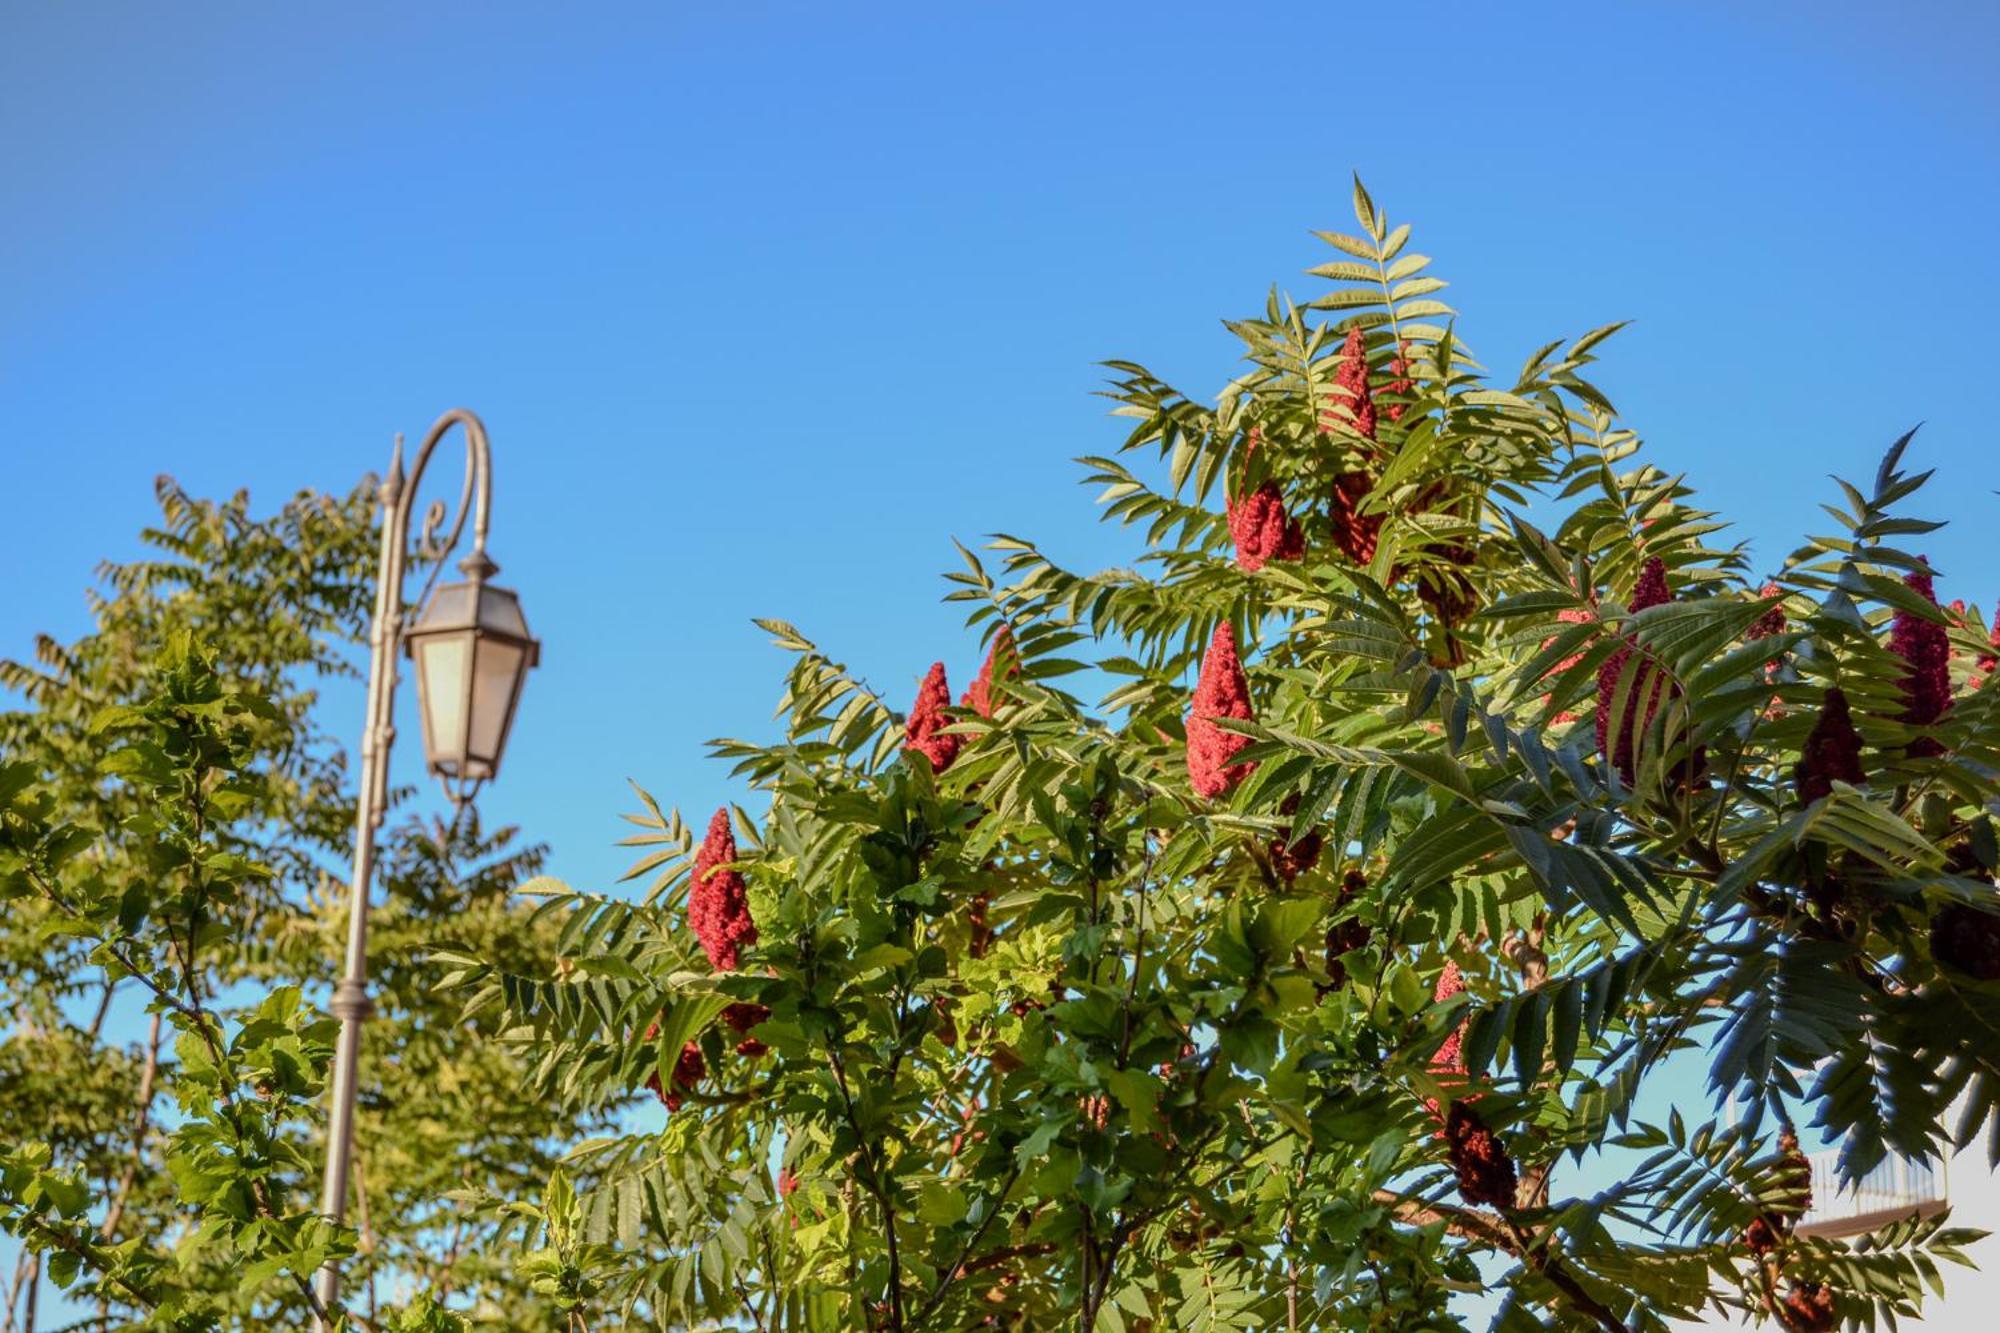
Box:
[1690,1135,2000,1327]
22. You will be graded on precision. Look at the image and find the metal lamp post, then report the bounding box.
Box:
[314,408,539,1322]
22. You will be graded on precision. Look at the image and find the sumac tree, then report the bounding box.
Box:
[455,181,1999,1331]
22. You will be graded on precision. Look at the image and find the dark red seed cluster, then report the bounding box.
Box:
[1748,582,1787,642]
[1596,557,1676,781]
[1979,610,2000,690]
[1444,1101,1517,1209]
[1931,903,2000,980]
[1384,340,1414,423]
[1321,870,1372,994]
[960,627,1017,719]
[1332,325,1378,442]
[1795,687,1866,805]
[967,891,993,959]
[1229,481,1307,572]
[1430,960,1466,1075]
[1269,792,1323,881]
[1748,582,1789,690]
[690,808,757,971]
[1745,1125,1812,1254]
[642,1025,705,1113]
[1227,430,1306,573]
[1186,622,1257,799]
[777,1168,800,1199]
[1948,600,1998,691]
[1327,472,1380,566]
[1545,607,1595,724]
[1324,328,1384,565]
[723,1002,772,1057]
[1744,1215,1781,1254]
[1780,1282,1836,1333]
[1421,959,1473,1123]
[904,661,962,773]
[1890,565,1952,757]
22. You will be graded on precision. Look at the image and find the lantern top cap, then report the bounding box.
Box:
[405,577,540,666]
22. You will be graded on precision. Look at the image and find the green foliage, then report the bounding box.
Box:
[1,633,350,1324]
[0,479,597,1329]
[452,181,2000,1331]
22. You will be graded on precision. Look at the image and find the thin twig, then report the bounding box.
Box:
[910,1167,1020,1327]
[829,1048,904,1330]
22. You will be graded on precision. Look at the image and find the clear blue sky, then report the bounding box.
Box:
[4,1,1998,1323]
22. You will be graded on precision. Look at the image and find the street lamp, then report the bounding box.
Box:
[314,408,538,1323]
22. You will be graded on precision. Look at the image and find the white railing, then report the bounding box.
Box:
[1797,1149,1947,1238]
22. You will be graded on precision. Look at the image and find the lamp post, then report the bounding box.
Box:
[314,408,539,1323]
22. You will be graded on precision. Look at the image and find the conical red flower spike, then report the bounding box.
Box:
[961,626,1018,719]
[1321,870,1372,994]
[1420,959,1476,1124]
[1780,1283,1836,1333]
[1630,557,1672,612]
[1749,582,1787,642]
[1979,606,2000,689]
[1384,340,1414,423]
[643,1025,706,1114]
[1269,792,1323,881]
[1596,557,1676,781]
[1186,622,1256,799]
[1545,608,1595,724]
[1745,1124,1812,1253]
[1431,961,1466,1079]
[904,661,962,773]
[1444,1102,1517,1209]
[723,1002,772,1057]
[1795,687,1865,805]
[1332,326,1377,442]
[1230,483,1306,571]
[689,808,757,971]
[1890,564,1952,756]
[1326,470,1381,566]
[1316,329,1384,564]
[1226,430,1305,572]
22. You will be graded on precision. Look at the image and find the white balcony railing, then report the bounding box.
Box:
[1796,1149,1948,1238]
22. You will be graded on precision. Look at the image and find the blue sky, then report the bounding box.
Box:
[6,2,1999,899]
[3,2,1999,1316]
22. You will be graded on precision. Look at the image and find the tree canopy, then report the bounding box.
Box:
[0,480,599,1328]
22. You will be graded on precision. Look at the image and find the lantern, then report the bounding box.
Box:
[404,558,539,793]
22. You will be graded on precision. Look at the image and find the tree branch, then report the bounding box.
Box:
[911,1167,1019,1327]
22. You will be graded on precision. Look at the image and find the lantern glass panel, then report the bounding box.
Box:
[468,638,526,766]
[416,633,472,770]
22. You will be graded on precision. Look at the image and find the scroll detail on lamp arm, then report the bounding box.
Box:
[313,408,539,1326]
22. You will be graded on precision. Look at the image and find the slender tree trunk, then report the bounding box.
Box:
[2,1249,31,1333]
[99,1013,164,1242]
[357,1154,378,1326]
